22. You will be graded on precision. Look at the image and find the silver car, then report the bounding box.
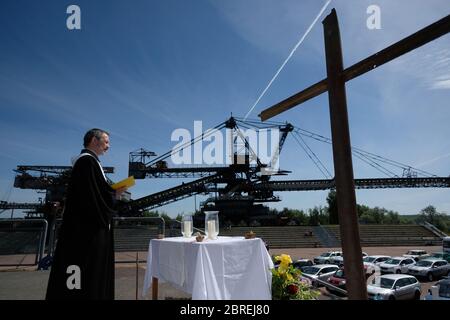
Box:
[300,264,340,286]
[407,259,450,281]
[367,274,421,300]
[379,256,416,274]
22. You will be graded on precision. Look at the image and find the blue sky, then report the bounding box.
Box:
[0,0,449,218]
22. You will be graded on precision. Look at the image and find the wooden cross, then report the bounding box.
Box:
[259,9,450,299]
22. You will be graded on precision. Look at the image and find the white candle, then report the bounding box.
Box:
[182,221,192,237]
[207,220,216,239]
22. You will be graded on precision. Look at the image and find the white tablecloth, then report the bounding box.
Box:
[143,236,274,300]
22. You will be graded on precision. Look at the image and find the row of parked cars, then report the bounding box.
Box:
[279,249,450,300]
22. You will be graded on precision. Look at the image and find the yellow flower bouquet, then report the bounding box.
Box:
[271,254,320,300]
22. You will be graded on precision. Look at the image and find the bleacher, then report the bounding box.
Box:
[220,226,322,248]
[324,224,442,247]
[0,223,442,256]
[113,226,161,252]
[0,231,42,255]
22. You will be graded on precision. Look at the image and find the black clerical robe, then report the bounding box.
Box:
[46,150,116,300]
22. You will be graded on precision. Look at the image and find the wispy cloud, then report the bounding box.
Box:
[416,152,450,168]
[431,79,450,90]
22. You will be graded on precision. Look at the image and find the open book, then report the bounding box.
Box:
[111,176,135,190]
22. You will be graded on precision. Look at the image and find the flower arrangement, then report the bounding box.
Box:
[271,254,320,300]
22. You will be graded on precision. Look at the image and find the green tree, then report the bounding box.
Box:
[326,190,339,224]
[160,213,173,222]
[385,210,400,224]
[417,205,449,232]
[143,210,159,217]
[308,206,328,225]
[371,207,386,224]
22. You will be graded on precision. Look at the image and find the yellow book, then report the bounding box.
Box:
[111,176,135,190]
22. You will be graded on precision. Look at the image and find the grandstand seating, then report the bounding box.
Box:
[220,226,322,248]
[0,223,443,257]
[324,224,442,247]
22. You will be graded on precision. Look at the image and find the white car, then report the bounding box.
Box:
[363,255,391,274]
[379,257,415,274]
[403,249,430,261]
[313,251,342,265]
[367,274,421,300]
[331,252,368,267]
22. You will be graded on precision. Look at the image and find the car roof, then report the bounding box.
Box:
[390,256,412,260]
[313,264,339,268]
[367,255,390,258]
[380,274,415,280]
[419,259,447,263]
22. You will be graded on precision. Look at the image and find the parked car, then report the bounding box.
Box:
[403,249,430,261]
[430,251,450,263]
[423,278,450,300]
[313,251,342,264]
[367,274,421,300]
[326,268,347,295]
[363,255,391,274]
[379,257,416,274]
[292,259,314,269]
[330,252,368,267]
[273,258,314,270]
[300,264,340,286]
[407,259,450,281]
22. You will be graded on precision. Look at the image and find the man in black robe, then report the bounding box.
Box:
[46,128,125,300]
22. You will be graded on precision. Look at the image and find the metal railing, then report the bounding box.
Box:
[422,221,448,238]
[0,218,48,267]
[112,216,165,300]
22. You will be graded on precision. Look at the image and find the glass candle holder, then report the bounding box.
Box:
[205,211,219,240]
[181,214,193,237]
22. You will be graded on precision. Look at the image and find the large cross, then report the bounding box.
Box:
[259,9,450,299]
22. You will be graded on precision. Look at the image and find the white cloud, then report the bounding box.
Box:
[431,79,450,90]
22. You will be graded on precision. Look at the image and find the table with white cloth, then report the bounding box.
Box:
[142,236,274,300]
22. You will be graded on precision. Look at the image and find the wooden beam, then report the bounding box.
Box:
[323,8,367,300]
[259,13,450,121]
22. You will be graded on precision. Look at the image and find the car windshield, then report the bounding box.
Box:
[374,278,395,289]
[364,257,376,263]
[432,252,443,258]
[415,260,433,267]
[294,261,309,267]
[301,266,320,275]
[320,253,331,257]
[384,259,401,265]
[334,269,345,278]
[439,283,450,298]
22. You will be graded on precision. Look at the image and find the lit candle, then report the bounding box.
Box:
[207,220,216,239]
